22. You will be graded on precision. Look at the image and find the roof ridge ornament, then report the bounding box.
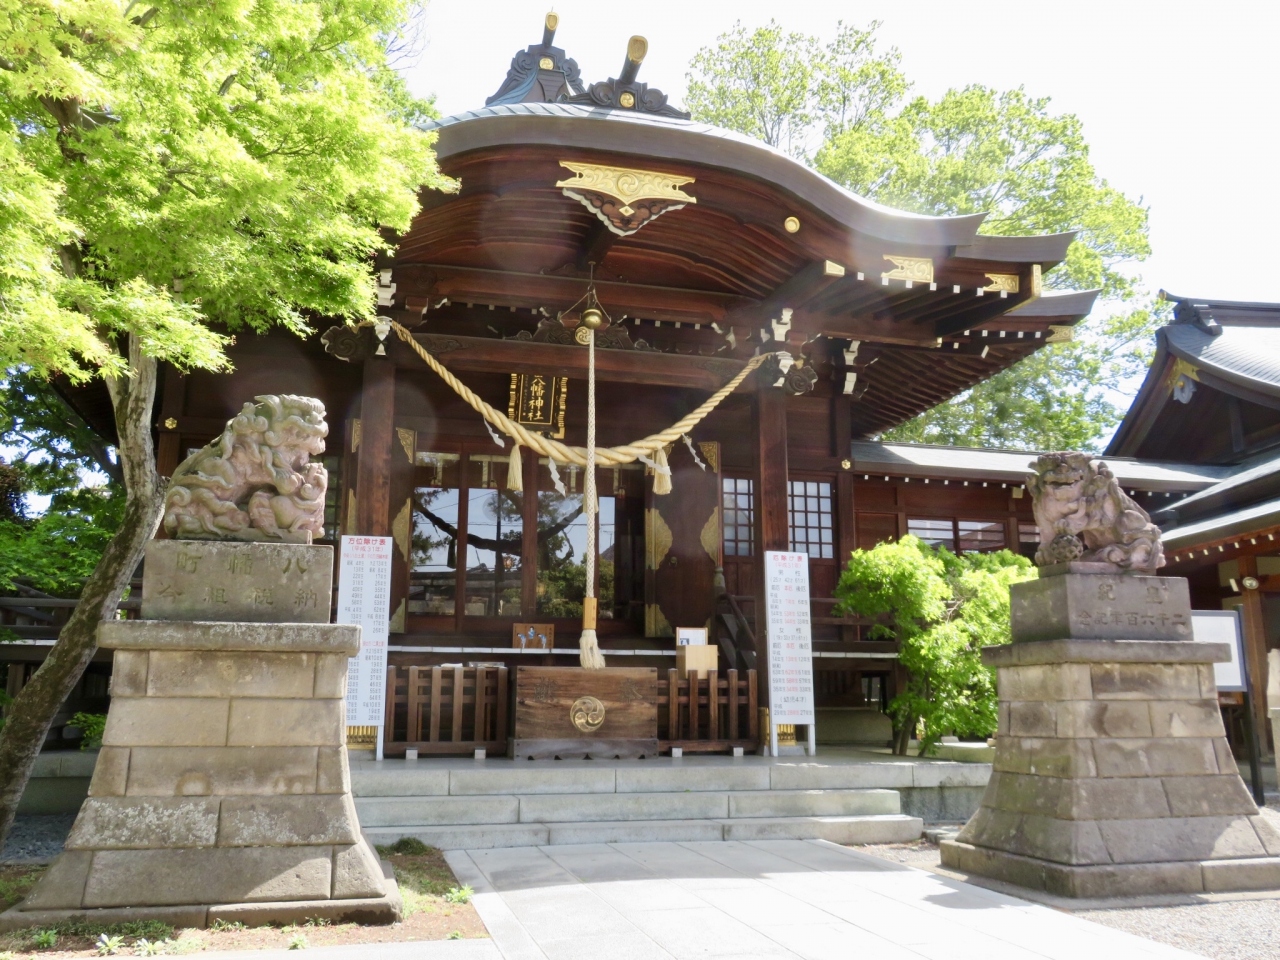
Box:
[561,35,691,119]
[486,12,585,107]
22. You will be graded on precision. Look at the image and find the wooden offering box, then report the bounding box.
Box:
[513,666,658,759]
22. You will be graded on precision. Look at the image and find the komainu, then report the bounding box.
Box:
[164,395,328,543]
[1026,452,1164,574]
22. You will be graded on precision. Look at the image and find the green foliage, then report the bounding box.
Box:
[386,837,430,856]
[0,864,42,910]
[287,932,307,950]
[686,20,904,158]
[69,711,107,750]
[0,485,123,598]
[0,0,448,381]
[96,933,125,956]
[687,21,1153,450]
[444,884,473,904]
[834,536,1034,754]
[31,928,57,948]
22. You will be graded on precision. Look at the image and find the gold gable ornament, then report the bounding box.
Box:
[881,255,934,284]
[557,160,696,236]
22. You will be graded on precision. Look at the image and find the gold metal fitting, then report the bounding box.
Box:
[784,216,800,233]
[619,91,635,108]
[163,417,178,430]
[581,307,605,330]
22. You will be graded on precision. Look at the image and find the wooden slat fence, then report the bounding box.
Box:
[657,668,758,753]
[383,665,509,757]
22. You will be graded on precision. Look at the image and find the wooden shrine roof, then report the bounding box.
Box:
[1108,293,1280,460]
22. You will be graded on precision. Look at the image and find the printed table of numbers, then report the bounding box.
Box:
[763,550,816,726]
[337,535,393,727]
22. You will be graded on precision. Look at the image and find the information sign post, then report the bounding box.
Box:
[763,551,817,756]
[1192,609,1264,804]
[337,536,393,761]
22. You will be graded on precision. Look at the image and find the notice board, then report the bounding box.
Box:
[337,535,393,734]
[764,551,816,732]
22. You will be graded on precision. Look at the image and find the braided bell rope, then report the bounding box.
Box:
[383,320,773,467]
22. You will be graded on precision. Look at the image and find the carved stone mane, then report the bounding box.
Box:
[163,395,328,544]
[1026,452,1164,574]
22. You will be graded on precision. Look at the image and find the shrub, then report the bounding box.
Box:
[834,536,1034,755]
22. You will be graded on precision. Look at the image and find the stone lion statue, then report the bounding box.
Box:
[164,395,328,543]
[1025,452,1164,574]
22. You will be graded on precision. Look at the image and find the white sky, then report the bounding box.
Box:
[403,0,1280,304]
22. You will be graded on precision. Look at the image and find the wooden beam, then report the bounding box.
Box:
[727,260,847,327]
[355,358,396,536]
[401,332,746,391]
[395,263,752,324]
[577,219,621,272]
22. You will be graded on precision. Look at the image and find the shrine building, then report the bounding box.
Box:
[19,21,1280,761]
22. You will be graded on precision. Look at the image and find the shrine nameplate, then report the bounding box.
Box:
[513,666,658,759]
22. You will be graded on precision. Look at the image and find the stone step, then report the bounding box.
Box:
[364,814,922,850]
[350,759,988,797]
[355,788,900,826]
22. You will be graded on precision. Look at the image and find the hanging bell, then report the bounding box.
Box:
[581,307,605,330]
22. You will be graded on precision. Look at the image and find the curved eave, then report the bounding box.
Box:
[1164,325,1280,402]
[1006,289,1099,319]
[1106,334,1173,456]
[954,232,1078,270]
[424,104,989,248]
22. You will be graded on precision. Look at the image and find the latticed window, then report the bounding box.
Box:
[722,477,754,557]
[788,480,833,559]
[908,516,1008,554]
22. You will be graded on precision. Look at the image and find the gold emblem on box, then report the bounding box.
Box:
[570,696,607,733]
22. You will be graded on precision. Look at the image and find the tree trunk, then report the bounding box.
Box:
[892,713,914,757]
[0,339,163,849]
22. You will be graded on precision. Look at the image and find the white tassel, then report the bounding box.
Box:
[578,628,605,669]
[507,445,522,492]
[653,446,672,495]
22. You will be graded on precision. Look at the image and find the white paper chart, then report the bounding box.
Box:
[764,550,816,727]
[337,536,393,728]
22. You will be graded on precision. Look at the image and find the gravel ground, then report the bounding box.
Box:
[0,814,75,863]
[859,806,1280,960]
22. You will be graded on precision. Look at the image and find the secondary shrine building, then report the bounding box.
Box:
[31,23,1280,756]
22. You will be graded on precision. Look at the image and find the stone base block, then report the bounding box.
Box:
[940,839,1280,898]
[0,864,401,932]
[0,903,209,935]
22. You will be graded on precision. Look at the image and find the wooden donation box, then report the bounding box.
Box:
[513,666,658,759]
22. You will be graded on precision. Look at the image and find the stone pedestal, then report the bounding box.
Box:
[940,571,1280,898]
[1,541,400,931]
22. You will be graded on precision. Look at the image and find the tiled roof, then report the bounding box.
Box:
[847,442,1229,492]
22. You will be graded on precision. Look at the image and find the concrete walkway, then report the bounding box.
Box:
[447,840,1207,960]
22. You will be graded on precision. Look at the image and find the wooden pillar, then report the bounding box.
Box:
[355,358,395,537]
[155,365,186,479]
[1239,555,1270,745]
[754,387,790,710]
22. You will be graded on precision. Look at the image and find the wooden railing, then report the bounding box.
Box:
[382,665,509,757]
[657,668,758,753]
[0,583,141,641]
